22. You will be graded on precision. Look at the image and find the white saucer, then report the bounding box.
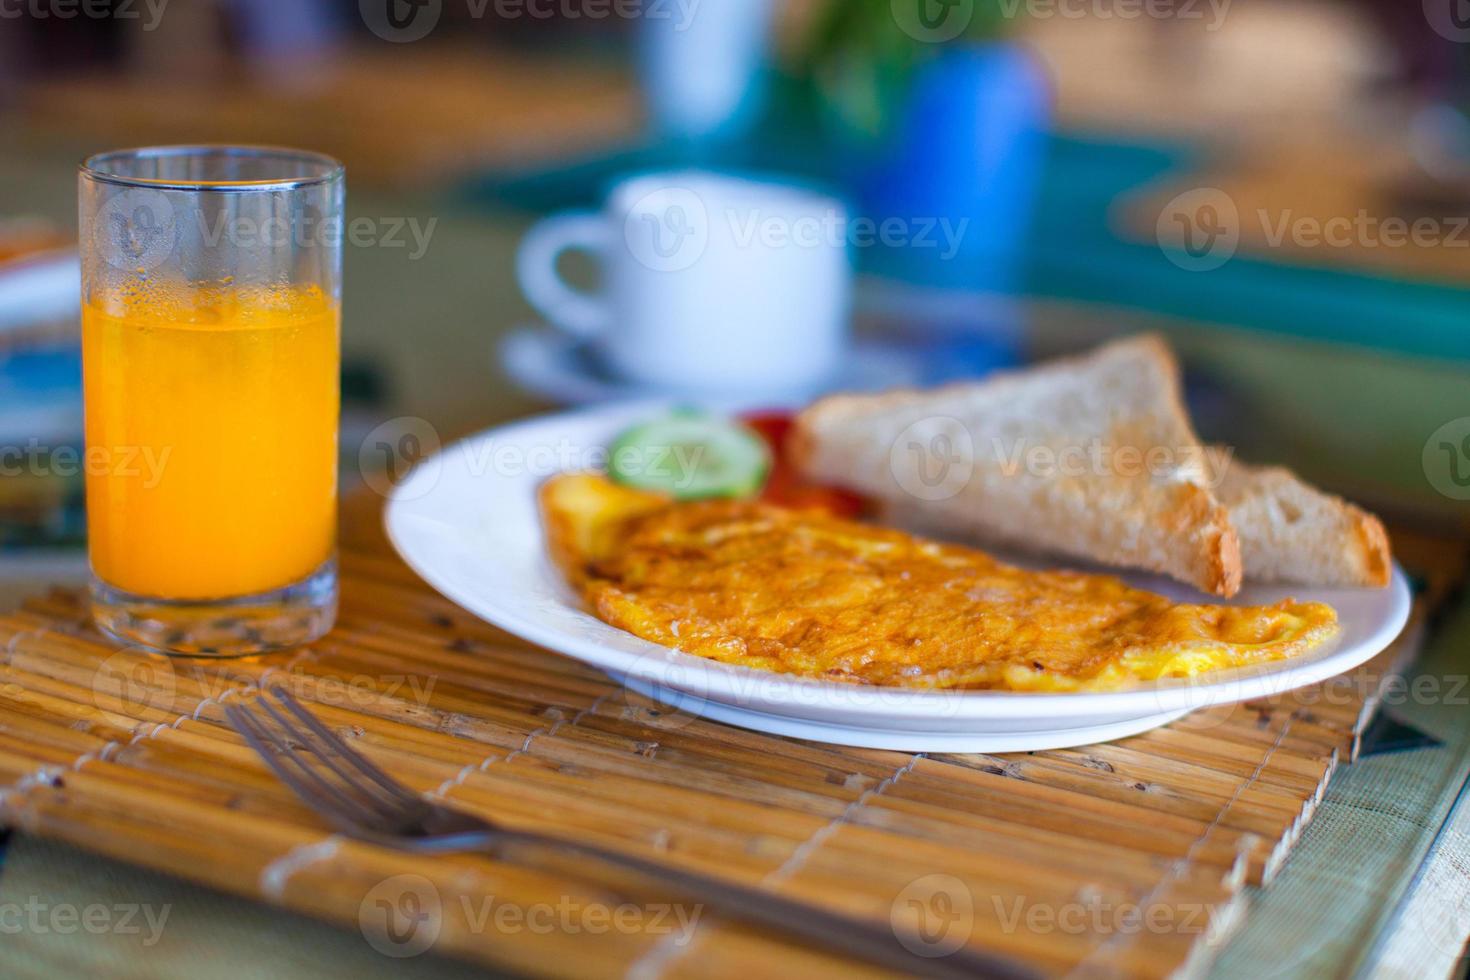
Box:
[498,325,929,407]
[385,402,1413,752]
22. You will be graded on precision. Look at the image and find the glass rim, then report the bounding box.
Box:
[80,144,344,193]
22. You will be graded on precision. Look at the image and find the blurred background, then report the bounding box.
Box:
[1,0,1468,587]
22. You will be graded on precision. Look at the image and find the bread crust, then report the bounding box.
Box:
[1215,462,1392,588]
[1353,508,1393,588]
[793,335,1246,596]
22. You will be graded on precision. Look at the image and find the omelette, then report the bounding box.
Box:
[540,474,1338,692]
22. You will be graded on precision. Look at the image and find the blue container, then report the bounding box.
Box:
[848,44,1050,291]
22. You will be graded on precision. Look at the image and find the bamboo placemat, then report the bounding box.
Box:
[0,502,1431,979]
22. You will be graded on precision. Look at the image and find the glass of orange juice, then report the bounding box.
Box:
[79,146,343,656]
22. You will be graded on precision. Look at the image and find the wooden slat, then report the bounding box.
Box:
[0,516,1438,979]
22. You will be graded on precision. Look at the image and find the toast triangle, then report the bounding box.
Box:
[1217,462,1391,587]
[791,335,1244,596]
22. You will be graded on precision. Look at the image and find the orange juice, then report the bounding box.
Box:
[83,285,339,599]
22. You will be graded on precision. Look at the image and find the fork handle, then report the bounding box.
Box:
[493,830,1034,980]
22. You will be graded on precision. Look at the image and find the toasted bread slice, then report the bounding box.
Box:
[1216,462,1391,587]
[792,335,1244,596]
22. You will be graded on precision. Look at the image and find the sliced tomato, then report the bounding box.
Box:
[738,410,868,519]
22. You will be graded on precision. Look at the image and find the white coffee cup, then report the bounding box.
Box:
[515,170,852,394]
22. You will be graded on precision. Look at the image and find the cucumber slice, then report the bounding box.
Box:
[608,415,770,500]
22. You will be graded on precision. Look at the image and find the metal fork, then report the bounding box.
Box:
[225,685,1034,980]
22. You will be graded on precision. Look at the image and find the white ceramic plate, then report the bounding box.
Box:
[385,403,1412,751]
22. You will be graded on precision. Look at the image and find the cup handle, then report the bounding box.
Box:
[516,213,611,341]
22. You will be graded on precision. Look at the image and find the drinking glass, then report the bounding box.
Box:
[79,146,343,656]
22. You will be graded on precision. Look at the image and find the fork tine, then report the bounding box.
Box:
[265,686,423,809]
[252,693,412,822]
[224,702,379,830]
